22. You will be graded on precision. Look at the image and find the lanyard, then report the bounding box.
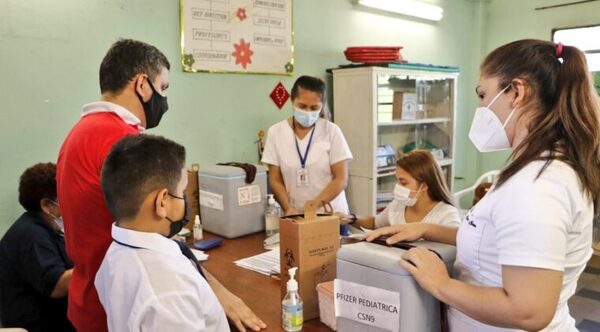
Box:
[293,121,316,168]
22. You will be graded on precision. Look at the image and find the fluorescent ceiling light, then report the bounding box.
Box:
[357,0,444,21]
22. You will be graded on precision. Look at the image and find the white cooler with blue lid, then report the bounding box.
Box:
[336,240,456,332]
[198,164,267,238]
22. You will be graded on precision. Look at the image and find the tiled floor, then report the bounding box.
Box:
[569,253,600,332]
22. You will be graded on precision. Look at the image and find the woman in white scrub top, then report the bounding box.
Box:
[367,39,600,331]
[356,150,460,229]
[262,76,353,215]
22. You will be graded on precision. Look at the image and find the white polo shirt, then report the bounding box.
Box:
[95,224,229,332]
[375,201,460,228]
[450,159,593,331]
[261,118,353,213]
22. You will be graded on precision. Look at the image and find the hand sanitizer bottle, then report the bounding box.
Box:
[193,215,203,241]
[282,267,303,331]
[265,194,280,236]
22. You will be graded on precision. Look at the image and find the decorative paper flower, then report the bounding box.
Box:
[232,39,254,70]
[182,53,195,69]
[269,82,290,109]
[236,8,247,21]
[285,62,294,73]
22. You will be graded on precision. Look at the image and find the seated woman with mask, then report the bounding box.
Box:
[0,163,74,332]
[355,150,460,229]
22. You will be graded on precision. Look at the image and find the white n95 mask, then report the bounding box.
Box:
[469,84,516,152]
[393,183,423,207]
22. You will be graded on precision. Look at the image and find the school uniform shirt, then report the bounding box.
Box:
[375,201,460,228]
[95,224,229,332]
[56,101,143,331]
[450,159,593,332]
[0,212,75,332]
[261,118,353,213]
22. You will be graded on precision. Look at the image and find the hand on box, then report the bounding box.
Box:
[364,223,429,244]
[398,246,450,299]
[284,208,301,216]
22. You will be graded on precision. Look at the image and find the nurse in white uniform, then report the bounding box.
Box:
[355,149,460,229]
[262,75,353,215]
[367,39,600,331]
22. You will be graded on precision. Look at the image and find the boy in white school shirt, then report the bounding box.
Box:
[95,134,229,332]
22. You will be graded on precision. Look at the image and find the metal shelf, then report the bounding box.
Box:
[377,117,451,126]
[376,159,453,178]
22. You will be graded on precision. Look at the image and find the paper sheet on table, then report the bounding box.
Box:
[234,248,280,276]
[190,248,209,261]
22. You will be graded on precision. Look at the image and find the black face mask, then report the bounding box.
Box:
[137,78,168,129]
[165,193,189,238]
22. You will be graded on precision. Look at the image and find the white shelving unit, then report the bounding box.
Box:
[331,64,459,216]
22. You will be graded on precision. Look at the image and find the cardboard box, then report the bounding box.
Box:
[280,201,340,320]
[392,92,418,120]
[184,163,200,232]
[392,91,403,120]
[317,281,336,330]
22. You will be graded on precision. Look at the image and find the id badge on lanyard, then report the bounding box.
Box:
[297,168,309,187]
[294,123,315,188]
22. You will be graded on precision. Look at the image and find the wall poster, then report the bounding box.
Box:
[180,0,294,75]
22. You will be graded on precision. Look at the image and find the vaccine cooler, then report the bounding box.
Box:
[198,164,267,238]
[336,241,456,331]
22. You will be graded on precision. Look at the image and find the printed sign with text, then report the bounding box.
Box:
[334,279,400,331]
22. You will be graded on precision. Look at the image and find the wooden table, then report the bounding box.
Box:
[199,232,332,332]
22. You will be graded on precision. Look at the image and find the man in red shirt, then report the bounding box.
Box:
[57,39,266,332]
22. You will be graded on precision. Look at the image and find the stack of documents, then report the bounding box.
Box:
[234,248,280,276]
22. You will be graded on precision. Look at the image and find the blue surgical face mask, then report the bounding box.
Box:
[293,107,321,128]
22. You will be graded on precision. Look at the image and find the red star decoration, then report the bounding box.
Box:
[232,39,254,70]
[236,8,247,21]
[270,82,290,109]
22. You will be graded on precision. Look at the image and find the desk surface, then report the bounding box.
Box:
[200,232,331,332]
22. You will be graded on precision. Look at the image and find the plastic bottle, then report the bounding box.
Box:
[193,215,203,241]
[282,267,303,331]
[265,194,280,236]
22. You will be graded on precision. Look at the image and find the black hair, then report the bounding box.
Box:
[290,75,327,103]
[18,163,56,213]
[99,38,170,94]
[101,134,186,220]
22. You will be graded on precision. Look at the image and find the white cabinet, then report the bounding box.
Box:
[331,65,459,216]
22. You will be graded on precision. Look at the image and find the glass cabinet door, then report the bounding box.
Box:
[375,73,455,212]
